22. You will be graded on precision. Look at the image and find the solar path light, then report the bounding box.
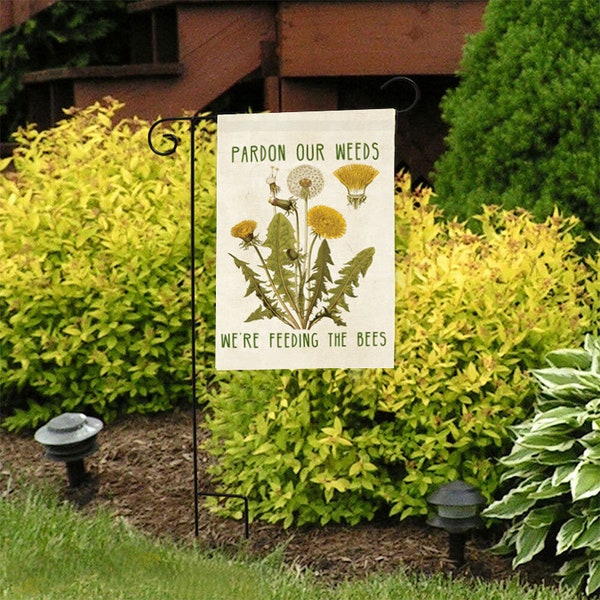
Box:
[35,413,103,487]
[427,480,485,566]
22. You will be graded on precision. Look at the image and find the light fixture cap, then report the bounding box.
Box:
[34,413,103,446]
[427,480,485,508]
[427,480,486,533]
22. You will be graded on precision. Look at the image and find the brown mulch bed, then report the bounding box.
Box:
[0,407,560,586]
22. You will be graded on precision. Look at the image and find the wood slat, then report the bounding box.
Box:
[1,0,58,33]
[279,1,486,76]
[176,3,275,107]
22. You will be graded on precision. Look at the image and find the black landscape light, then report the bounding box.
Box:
[427,480,485,566]
[34,413,103,487]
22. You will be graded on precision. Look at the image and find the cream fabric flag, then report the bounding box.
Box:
[216,109,395,370]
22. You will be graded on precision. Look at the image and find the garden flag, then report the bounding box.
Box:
[216,109,395,370]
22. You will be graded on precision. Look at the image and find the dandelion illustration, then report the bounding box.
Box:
[287,164,325,199]
[269,197,296,212]
[287,164,325,272]
[230,164,374,330]
[333,164,379,208]
[307,205,347,239]
[231,220,258,246]
[266,167,280,198]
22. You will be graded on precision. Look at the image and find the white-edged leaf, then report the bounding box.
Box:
[530,406,587,430]
[500,444,540,467]
[530,479,570,501]
[545,348,591,370]
[482,482,539,519]
[556,516,587,555]
[523,503,563,528]
[536,449,579,466]
[519,432,576,452]
[499,463,543,483]
[532,367,600,401]
[586,559,600,596]
[571,462,600,501]
[582,444,600,463]
[513,524,550,567]
[572,516,600,550]
[581,429,600,447]
[584,335,600,373]
[552,463,576,487]
[558,556,588,591]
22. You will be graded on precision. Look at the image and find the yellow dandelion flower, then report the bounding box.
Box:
[333,164,379,208]
[231,220,257,243]
[307,205,347,239]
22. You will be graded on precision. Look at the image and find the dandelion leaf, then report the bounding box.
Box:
[305,239,333,320]
[262,213,298,308]
[230,253,280,320]
[245,306,274,323]
[325,247,375,321]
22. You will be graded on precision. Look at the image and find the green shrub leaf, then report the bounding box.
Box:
[0,99,217,428]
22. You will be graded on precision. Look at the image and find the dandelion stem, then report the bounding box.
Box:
[294,206,302,300]
[302,233,320,327]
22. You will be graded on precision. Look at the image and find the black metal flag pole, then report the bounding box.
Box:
[148,114,249,539]
[148,114,202,537]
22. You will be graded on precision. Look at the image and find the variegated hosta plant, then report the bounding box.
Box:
[483,335,600,596]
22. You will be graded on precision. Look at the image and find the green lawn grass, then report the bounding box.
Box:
[0,491,579,600]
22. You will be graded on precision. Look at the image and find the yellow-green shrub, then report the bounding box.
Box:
[205,173,599,527]
[2,98,598,527]
[0,98,216,430]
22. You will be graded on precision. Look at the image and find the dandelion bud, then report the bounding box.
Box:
[269,197,294,211]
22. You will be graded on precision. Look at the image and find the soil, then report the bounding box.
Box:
[0,407,561,587]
